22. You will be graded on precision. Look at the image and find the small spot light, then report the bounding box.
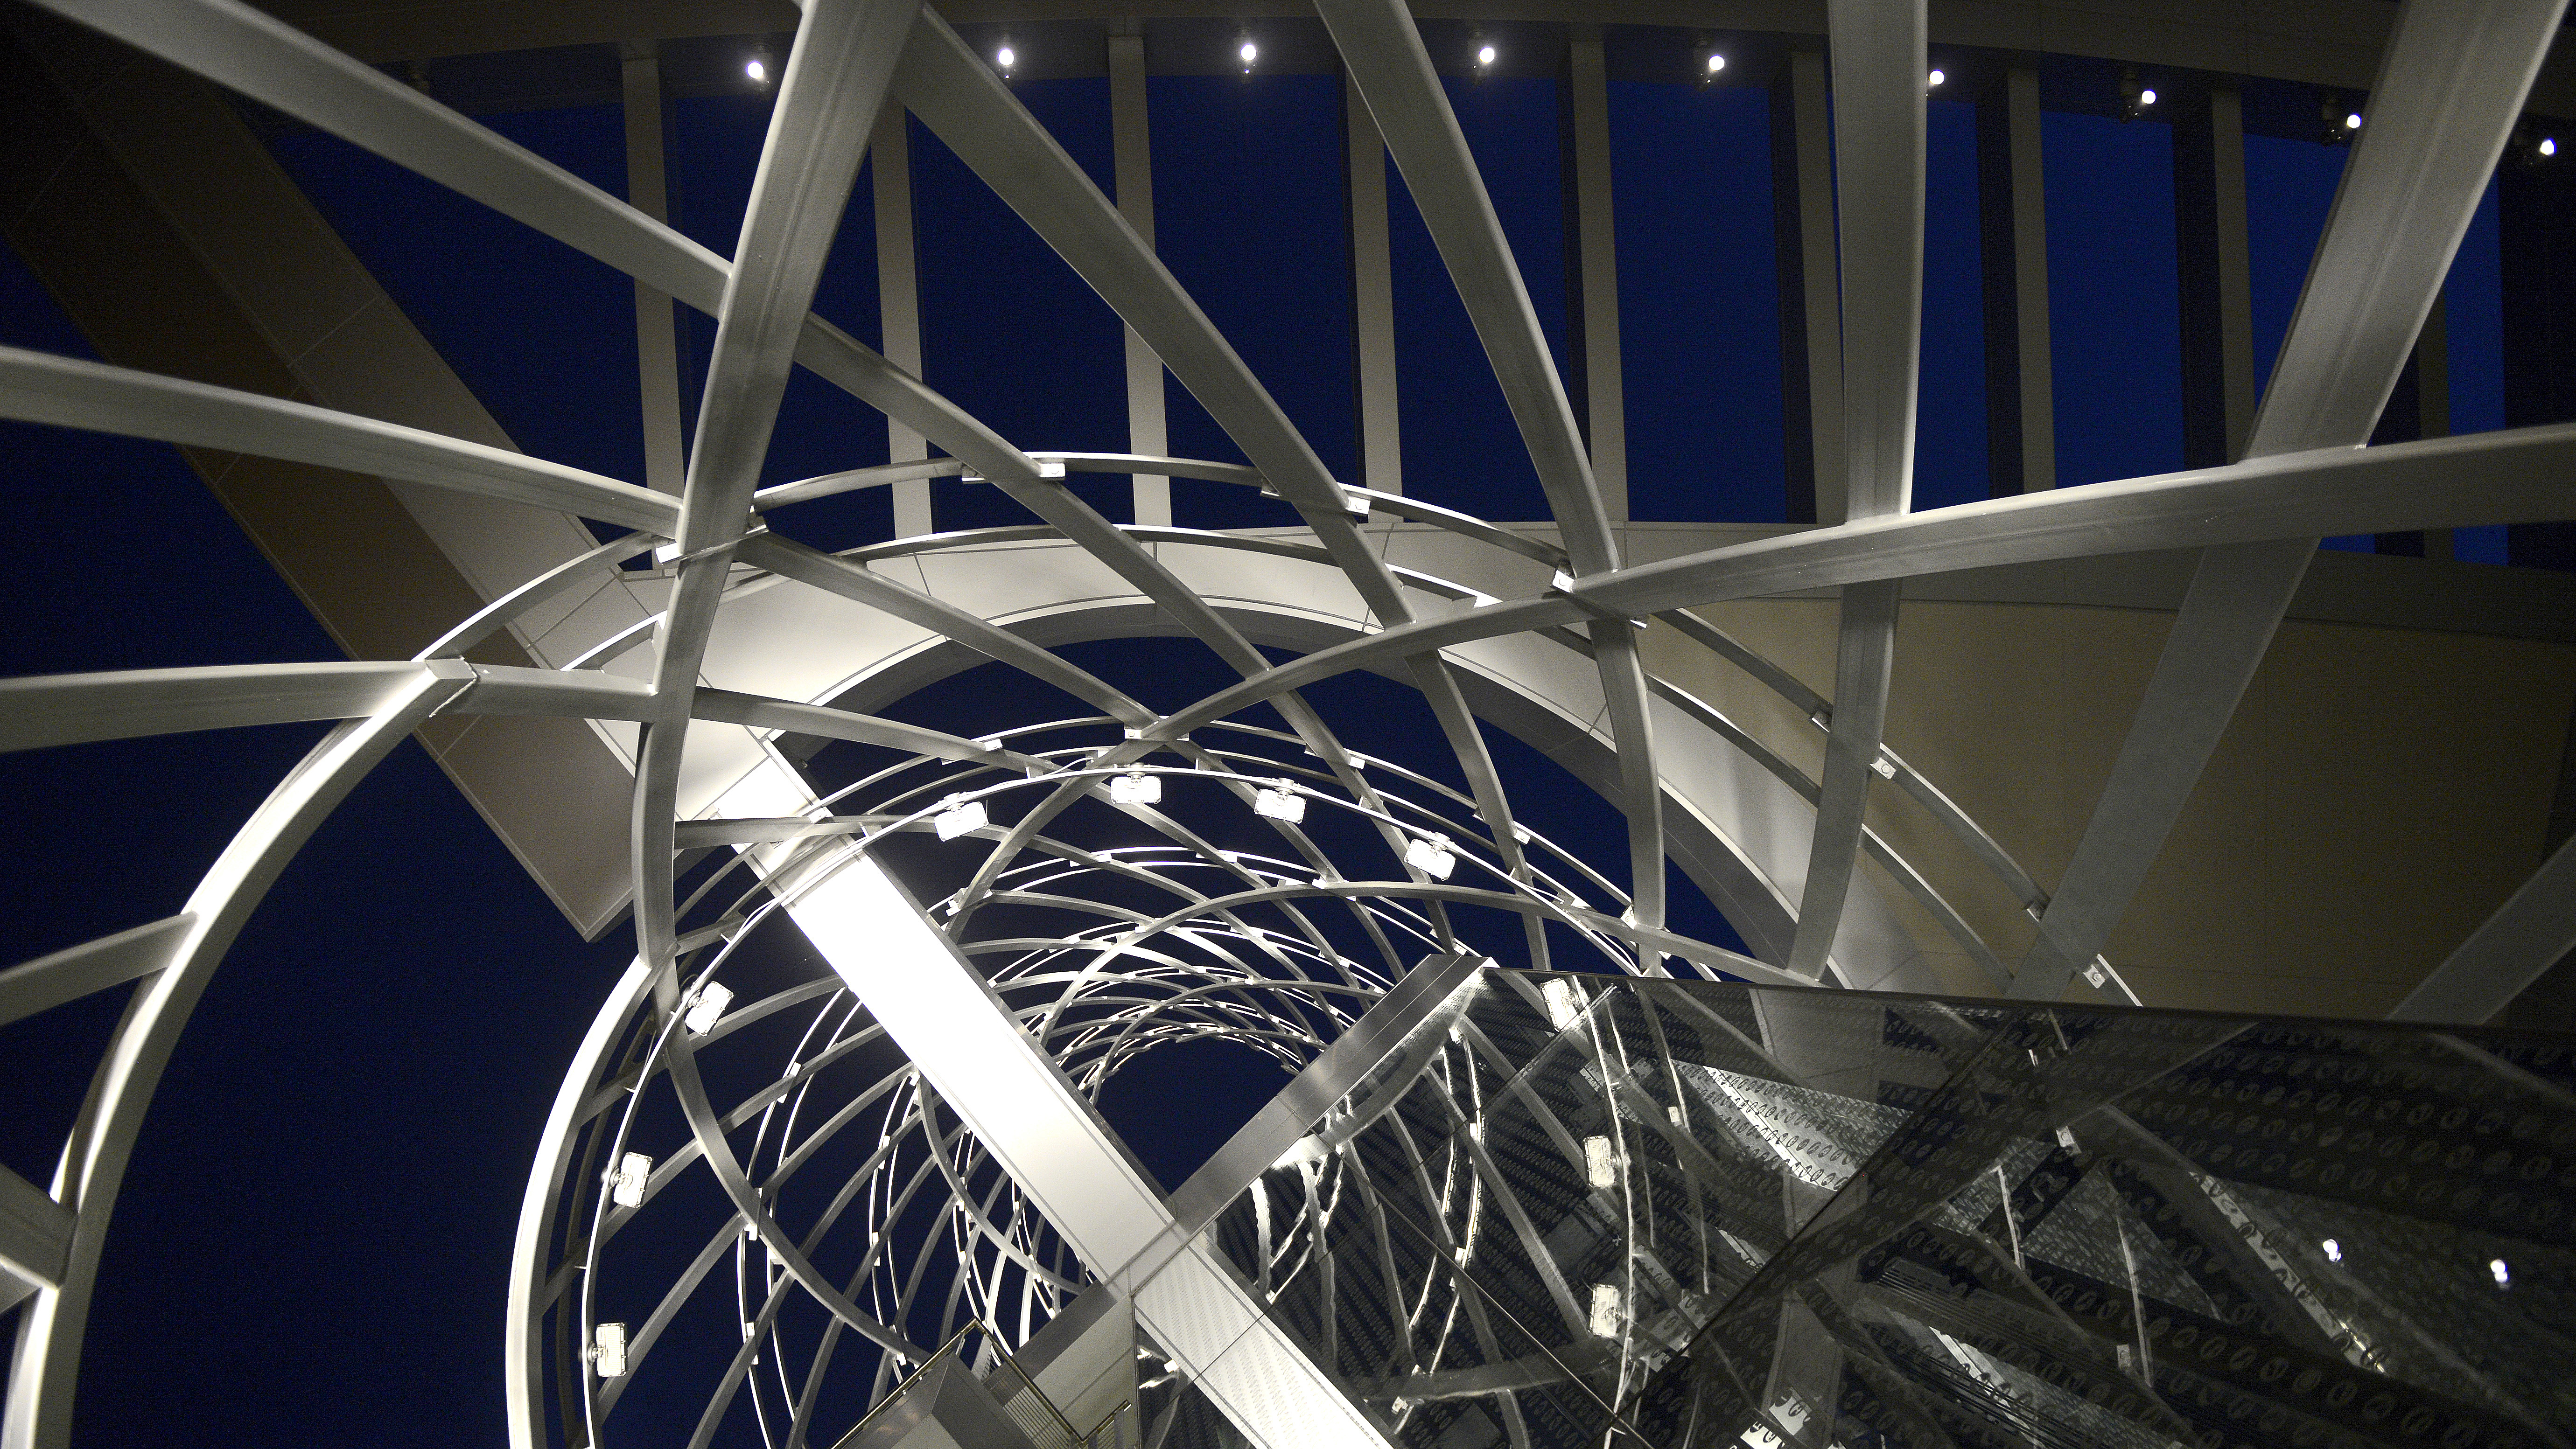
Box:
[2545,137,2561,157]
[1588,1282,1624,1338]
[2321,96,2360,145]
[2118,69,2154,122]
[1108,769,1161,806]
[1706,53,1726,75]
[682,981,732,1037]
[1477,43,1498,67]
[745,56,766,84]
[1542,976,1582,1030]
[934,794,988,841]
[1928,68,1946,87]
[995,43,1015,72]
[606,1152,651,1209]
[1584,1135,1619,1190]
[2492,1258,2512,1289]
[1405,833,1457,880]
[592,1322,630,1378]
[2322,1238,2343,1264]
[1252,781,1306,823]
[1239,38,1258,71]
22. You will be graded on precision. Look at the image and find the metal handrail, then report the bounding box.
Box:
[1083,1399,1132,1448]
[826,1317,1086,1449]
[981,1324,1085,1449]
[828,1321,980,1449]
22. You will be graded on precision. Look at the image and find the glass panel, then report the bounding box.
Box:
[1179,969,2576,1449]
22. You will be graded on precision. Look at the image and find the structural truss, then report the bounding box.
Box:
[2,0,2574,1447]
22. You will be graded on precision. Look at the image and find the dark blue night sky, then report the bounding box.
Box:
[0,56,2522,1449]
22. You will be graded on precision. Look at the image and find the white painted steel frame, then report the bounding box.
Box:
[3,663,473,1449]
[3,0,2572,1444]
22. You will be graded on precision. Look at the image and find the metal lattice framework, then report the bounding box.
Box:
[3,0,2574,1445]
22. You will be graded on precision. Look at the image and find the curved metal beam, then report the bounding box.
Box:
[884,10,1544,899]
[0,661,457,755]
[2388,831,2576,1023]
[0,346,677,533]
[630,0,919,1001]
[2009,0,2569,999]
[1787,0,1925,979]
[738,533,1158,726]
[1316,0,1666,945]
[1146,420,2576,741]
[4,667,471,1449]
[414,530,660,662]
[21,0,1042,489]
[504,956,657,1449]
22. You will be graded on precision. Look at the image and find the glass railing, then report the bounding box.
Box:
[1179,968,2575,1449]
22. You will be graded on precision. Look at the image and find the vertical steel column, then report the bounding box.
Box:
[2011,0,2569,1003]
[2372,296,2449,555]
[871,99,933,537]
[622,44,686,496]
[1564,33,1626,523]
[1345,69,1401,496]
[1785,0,1925,982]
[1975,66,2054,495]
[2175,83,2257,470]
[2415,293,2454,557]
[2501,145,2576,569]
[1108,28,1170,525]
[1771,49,1846,523]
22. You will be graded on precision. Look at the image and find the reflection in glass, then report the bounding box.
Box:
[1182,970,2575,1449]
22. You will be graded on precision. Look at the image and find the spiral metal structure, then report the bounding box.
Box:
[538,725,1691,1449]
[2,0,2573,1445]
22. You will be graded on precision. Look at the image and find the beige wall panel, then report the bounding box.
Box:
[2112,622,2575,1016]
[1643,599,1838,783]
[1640,594,2574,1016]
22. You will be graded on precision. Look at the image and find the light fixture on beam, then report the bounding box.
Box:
[1588,1283,1623,1338]
[1238,36,1258,73]
[682,981,732,1037]
[746,44,773,88]
[2119,67,2156,122]
[593,1322,630,1378]
[1542,976,1582,1030]
[1253,782,1305,823]
[606,1151,651,1209]
[1691,30,1723,87]
[935,794,988,841]
[1109,769,1161,806]
[1404,833,1456,880]
[1928,68,1946,88]
[1583,1135,1618,1190]
[996,42,1016,74]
